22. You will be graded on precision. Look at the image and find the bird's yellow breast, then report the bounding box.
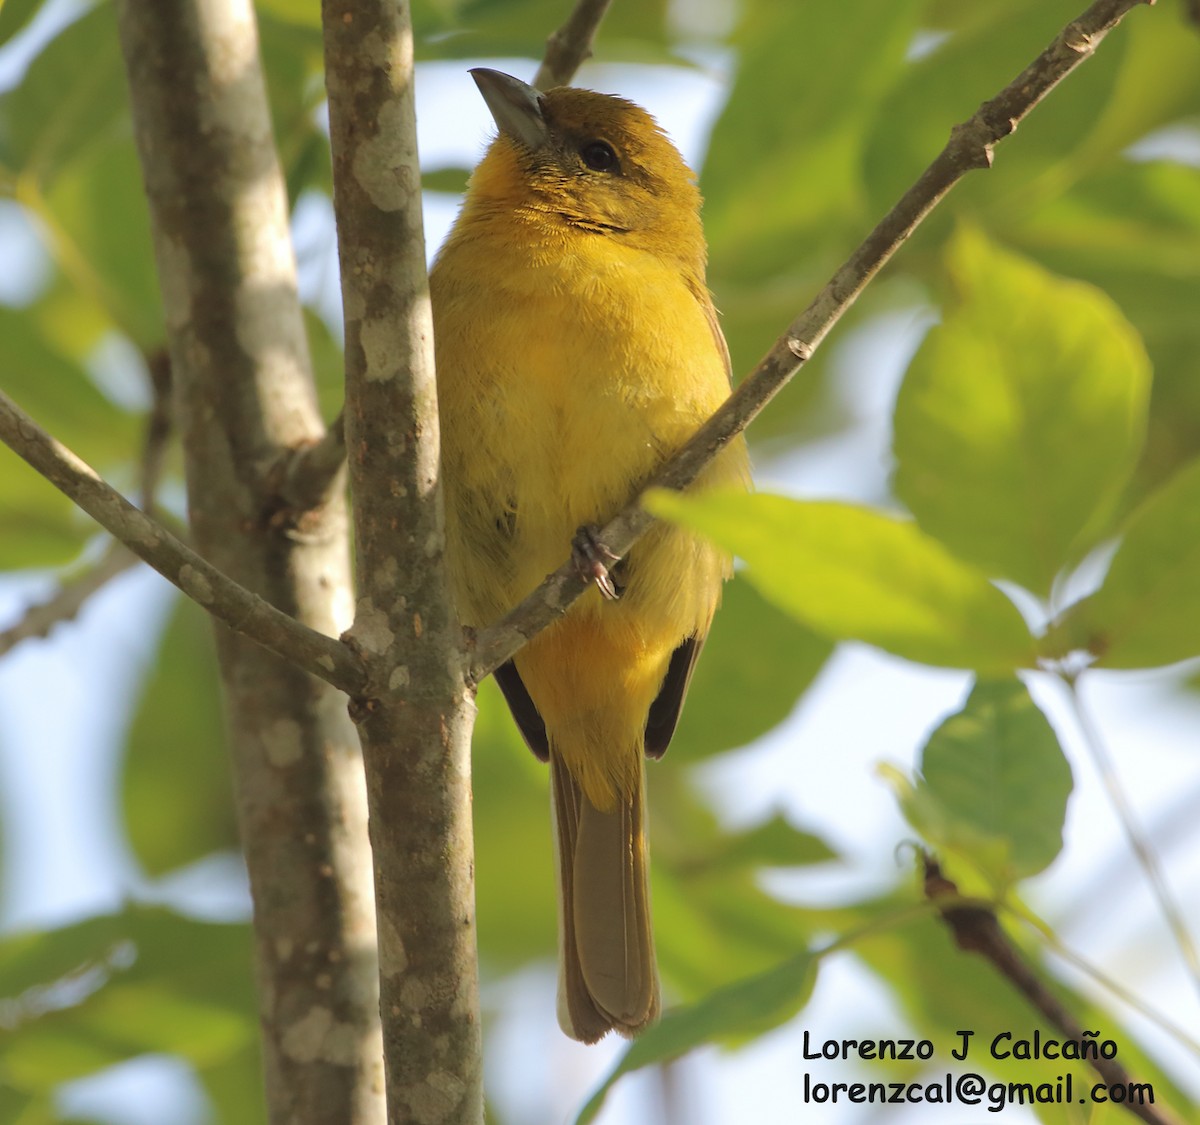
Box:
[433,209,740,629]
[432,156,749,808]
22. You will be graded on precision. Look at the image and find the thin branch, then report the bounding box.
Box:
[138,347,173,514]
[1062,675,1200,999]
[0,541,138,657]
[0,389,366,696]
[274,409,346,513]
[467,0,1154,684]
[925,857,1185,1125]
[0,347,173,656]
[532,0,614,90]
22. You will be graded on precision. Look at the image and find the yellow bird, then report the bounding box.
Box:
[432,69,750,1042]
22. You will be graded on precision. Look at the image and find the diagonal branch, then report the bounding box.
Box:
[467,0,1154,684]
[533,0,614,90]
[0,389,366,696]
[925,856,1185,1125]
[0,347,173,656]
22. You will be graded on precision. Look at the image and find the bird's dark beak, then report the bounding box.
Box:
[470,68,550,152]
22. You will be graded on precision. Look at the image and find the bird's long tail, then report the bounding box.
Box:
[550,748,660,1043]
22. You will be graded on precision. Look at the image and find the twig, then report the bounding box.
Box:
[274,409,346,513]
[0,389,366,696]
[1062,675,1200,999]
[0,541,138,657]
[924,856,1183,1125]
[532,0,614,90]
[0,347,174,657]
[467,0,1154,684]
[139,347,172,514]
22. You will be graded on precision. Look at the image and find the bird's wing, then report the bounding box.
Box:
[643,634,703,759]
[494,659,550,761]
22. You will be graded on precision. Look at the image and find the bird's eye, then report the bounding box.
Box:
[580,140,619,173]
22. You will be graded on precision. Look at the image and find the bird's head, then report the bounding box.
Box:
[466,69,705,267]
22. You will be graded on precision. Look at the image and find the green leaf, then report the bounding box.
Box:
[42,138,164,347]
[645,490,1034,674]
[0,444,91,568]
[893,226,1150,595]
[704,0,921,412]
[0,303,138,569]
[410,0,674,62]
[121,594,238,876]
[470,677,557,967]
[0,4,126,186]
[254,0,322,28]
[0,906,256,1095]
[577,949,816,1125]
[0,0,44,48]
[705,0,921,286]
[305,306,345,421]
[0,307,136,464]
[0,1084,44,1125]
[197,1043,268,1125]
[1064,456,1200,668]
[671,577,831,761]
[686,813,837,875]
[910,679,1072,885]
[258,11,329,203]
[861,0,1119,217]
[421,167,471,195]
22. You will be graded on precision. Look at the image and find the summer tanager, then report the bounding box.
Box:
[431,69,750,1042]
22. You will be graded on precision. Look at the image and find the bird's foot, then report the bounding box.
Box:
[571,525,621,601]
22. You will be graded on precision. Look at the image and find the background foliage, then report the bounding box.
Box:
[2,0,1199,1121]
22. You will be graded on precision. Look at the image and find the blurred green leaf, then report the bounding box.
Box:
[258,10,329,201]
[1011,155,1200,500]
[704,0,921,429]
[893,226,1150,595]
[0,0,44,48]
[1064,456,1200,668]
[254,0,322,29]
[905,679,1072,887]
[410,0,673,62]
[470,677,557,968]
[41,138,163,346]
[0,4,125,186]
[0,1085,47,1125]
[671,577,831,762]
[577,949,816,1125]
[684,813,837,876]
[0,906,256,1096]
[0,307,137,463]
[0,302,138,569]
[646,490,1035,674]
[861,0,1119,218]
[122,594,238,876]
[422,167,471,195]
[197,1042,268,1125]
[705,0,920,286]
[650,765,822,1002]
[0,445,91,568]
[305,306,345,421]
